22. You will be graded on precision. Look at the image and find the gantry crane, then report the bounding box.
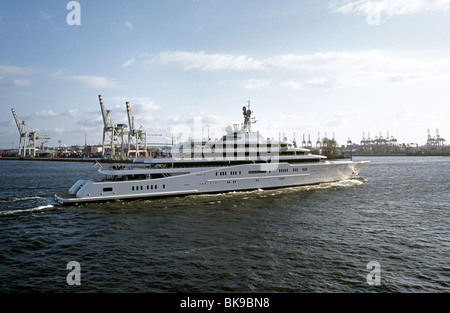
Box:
[98,95,127,159]
[11,108,28,157]
[11,108,51,158]
[427,128,447,146]
[126,101,148,158]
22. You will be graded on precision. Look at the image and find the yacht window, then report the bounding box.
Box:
[103,187,113,192]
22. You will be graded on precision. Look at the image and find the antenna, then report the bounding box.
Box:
[242,100,253,132]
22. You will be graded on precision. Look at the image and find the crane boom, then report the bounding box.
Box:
[98,95,109,127]
[11,108,23,133]
[126,102,134,135]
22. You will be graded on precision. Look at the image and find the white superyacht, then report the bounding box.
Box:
[55,103,368,204]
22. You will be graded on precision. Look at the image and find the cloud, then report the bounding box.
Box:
[324,110,367,128]
[279,80,302,90]
[38,10,53,20]
[12,78,31,86]
[0,77,31,87]
[65,109,86,118]
[29,110,59,119]
[64,75,119,89]
[157,50,450,90]
[0,64,34,76]
[125,97,161,115]
[76,116,103,128]
[124,21,134,29]
[305,77,335,88]
[26,108,99,121]
[160,50,449,73]
[327,118,348,127]
[239,79,270,90]
[159,51,264,71]
[266,52,351,71]
[158,51,389,72]
[279,77,335,90]
[105,96,162,128]
[334,110,365,118]
[0,64,35,87]
[13,108,104,146]
[329,0,450,17]
[121,58,135,68]
[390,110,414,119]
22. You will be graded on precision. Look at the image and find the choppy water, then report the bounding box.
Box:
[0,157,449,293]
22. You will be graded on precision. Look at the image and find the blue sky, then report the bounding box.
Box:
[1,0,450,149]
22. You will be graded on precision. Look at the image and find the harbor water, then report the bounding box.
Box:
[0,156,449,293]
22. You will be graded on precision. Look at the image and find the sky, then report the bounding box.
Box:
[1,0,450,149]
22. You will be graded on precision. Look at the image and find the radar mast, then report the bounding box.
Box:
[242,100,253,132]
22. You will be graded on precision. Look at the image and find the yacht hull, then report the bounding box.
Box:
[54,160,368,205]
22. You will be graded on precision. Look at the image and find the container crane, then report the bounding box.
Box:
[98,95,127,159]
[11,108,28,157]
[11,108,50,158]
[436,129,446,146]
[301,134,306,148]
[126,101,148,157]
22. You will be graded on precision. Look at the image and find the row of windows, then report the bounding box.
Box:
[187,141,279,149]
[217,167,309,177]
[216,171,242,176]
[279,167,309,173]
[293,168,308,172]
[216,167,310,177]
[152,158,320,170]
[131,184,166,191]
[189,151,276,158]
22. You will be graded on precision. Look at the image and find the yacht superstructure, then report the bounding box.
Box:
[55,103,368,204]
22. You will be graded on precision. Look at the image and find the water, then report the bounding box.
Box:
[0,157,449,293]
